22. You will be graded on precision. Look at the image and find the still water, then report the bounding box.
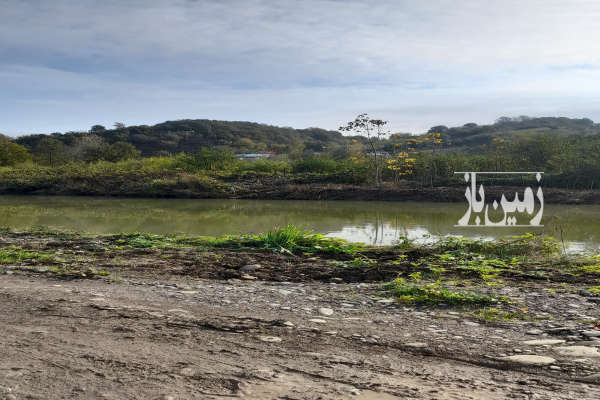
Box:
[0,196,598,251]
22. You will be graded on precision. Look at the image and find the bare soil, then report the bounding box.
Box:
[1,233,600,399]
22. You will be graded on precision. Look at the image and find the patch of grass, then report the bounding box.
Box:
[0,246,53,263]
[345,256,377,268]
[434,233,560,259]
[164,225,362,255]
[580,264,600,274]
[382,278,497,305]
[113,233,175,248]
[588,286,600,295]
[258,224,305,250]
[238,225,362,255]
[473,307,522,322]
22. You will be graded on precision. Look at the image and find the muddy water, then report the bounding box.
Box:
[0,195,598,250]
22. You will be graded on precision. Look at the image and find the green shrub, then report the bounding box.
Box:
[383,277,497,305]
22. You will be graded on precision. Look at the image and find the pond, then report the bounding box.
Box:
[0,196,598,251]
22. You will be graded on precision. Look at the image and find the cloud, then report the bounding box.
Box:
[1,0,600,134]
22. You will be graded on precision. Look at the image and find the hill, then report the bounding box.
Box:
[11,116,600,159]
[15,119,347,157]
[428,116,600,150]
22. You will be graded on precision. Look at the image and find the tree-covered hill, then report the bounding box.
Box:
[430,116,600,150]
[15,119,347,157]
[13,116,600,159]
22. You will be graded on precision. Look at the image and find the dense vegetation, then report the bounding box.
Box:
[14,120,345,157]
[0,116,599,195]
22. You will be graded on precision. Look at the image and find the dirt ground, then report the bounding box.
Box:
[1,233,600,399]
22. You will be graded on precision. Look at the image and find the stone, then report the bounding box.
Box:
[309,318,328,324]
[179,367,196,377]
[573,358,591,363]
[278,289,292,296]
[581,330,600,338]
[240,264,261,272]
[526,329,543,335]
[546,326,577,336]
[283,321,294,327]
[500,355,556,366]
[241,274,257,280]
[580,373,600,383]
[463,321,480,327]
[554,346,600,358]
[318,307,334,316]
[522,339,566,346]
[404,342,427,348]
[258,336,282,343]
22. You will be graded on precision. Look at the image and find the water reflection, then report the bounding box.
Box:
[0,196,598,251]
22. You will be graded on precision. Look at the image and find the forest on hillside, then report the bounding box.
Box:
[0,116,599,193]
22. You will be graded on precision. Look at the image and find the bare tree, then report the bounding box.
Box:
[339,113,389,185]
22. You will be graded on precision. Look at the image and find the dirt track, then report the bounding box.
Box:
[2,232,600,399]
[1,271,599,400]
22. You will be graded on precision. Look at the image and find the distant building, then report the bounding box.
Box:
[366,151,390,157]
[235,152,275,160]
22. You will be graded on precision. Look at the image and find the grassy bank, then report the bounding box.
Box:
[1,227,599,319]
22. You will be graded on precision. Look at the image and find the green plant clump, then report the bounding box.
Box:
[383,278,497,305]
[0,246,53,263]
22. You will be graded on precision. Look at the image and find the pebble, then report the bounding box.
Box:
[554,346,600,358]
[526,329,543,335]
[546,326,577,335]
[240,274,257,280]
[240,264,261,272]
[581,330,600,338]
[259,336,282,343]
[579,373,600,384]
[278,289,292,296]
[318,307,334,316]
[404,342,428,348]
[463,321,480,327]
[522,339,566,346]
[179,367,196,377]
[500,355,556,366]
[309,318,328,324]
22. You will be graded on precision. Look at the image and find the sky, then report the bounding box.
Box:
[2,0,600,136]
